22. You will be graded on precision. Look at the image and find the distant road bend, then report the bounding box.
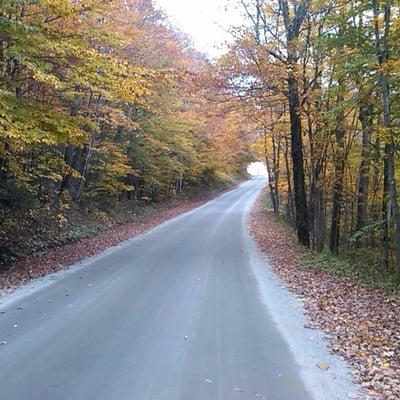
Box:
[0,178,354,400]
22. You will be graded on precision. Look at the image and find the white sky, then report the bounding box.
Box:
[248,162,268,177]
[155,0,243,58]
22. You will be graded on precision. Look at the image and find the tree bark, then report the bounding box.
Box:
[287,72,310,246]
[329,104,346,256]
[356,101,372,232]
[373,0,400,279]
[284,136,295,226]
[264,127,280,213]
[278,0,311,246]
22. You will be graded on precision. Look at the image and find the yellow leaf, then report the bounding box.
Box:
[317,363,330,371]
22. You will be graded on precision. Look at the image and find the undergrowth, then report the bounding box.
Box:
[262,194,400,294]
[0,182,231,268]
[300,251,400,294]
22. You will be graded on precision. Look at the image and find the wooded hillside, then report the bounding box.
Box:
[0,0,253,264]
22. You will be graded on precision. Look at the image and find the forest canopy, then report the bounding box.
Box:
[3,0,400,286]
[222,0,400,283]
[0,0,254,263]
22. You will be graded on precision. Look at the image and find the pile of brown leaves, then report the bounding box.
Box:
[0,187,233,294]
[249,194,400,400]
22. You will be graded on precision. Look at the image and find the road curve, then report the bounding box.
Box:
[0,178,350,400]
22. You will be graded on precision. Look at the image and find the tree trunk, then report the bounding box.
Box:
[382,153,390,270]
[373,0,400,279]
[385,142,400,278]
[277,0,310,246]
[73,140,93,202]
[356,101,372,232]
[264,128,279,213]
[265,152,278,213]
[313,184,325,253]
[271,129,281,212]
[284,136,295,226]
[329,111,346,256]
[59,145,82,194]
[288,72,310,246]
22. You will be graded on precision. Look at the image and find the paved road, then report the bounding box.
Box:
[0,178,314,400]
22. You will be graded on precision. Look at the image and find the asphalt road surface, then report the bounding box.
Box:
[0,178,352,400]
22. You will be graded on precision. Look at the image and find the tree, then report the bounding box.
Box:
[0,0,254,264]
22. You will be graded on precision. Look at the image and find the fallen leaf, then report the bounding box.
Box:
[317,363,330,371]
[250,191,400,399]
[0,189,233,295]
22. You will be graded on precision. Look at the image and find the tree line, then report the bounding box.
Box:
[222,0,400,280]
[0,0,253,263]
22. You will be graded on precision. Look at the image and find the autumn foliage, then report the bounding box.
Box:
[222,0,400,282]
[0,0,253,263]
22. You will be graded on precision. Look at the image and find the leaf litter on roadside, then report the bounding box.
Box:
[0,187,236,295]
[249,192,400,400]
